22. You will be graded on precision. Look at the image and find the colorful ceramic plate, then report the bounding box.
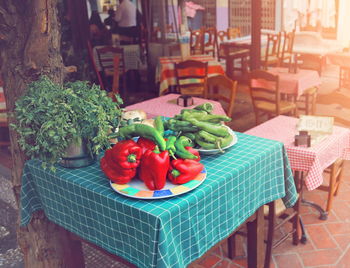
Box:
[110,168,207,199]
[197,127,237,155]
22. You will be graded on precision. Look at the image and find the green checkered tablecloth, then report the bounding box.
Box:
[20,132,297,268]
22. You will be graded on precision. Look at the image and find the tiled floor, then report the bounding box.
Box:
[0,64,349,267]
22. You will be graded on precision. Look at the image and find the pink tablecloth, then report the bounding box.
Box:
[125,94,226,118]
[252,67,321,98]
[245,115,350,191]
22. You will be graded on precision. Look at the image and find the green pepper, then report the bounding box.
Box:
[195,132,233,152]
[182,132,196,143]
[175,136,198,160]
[197,130,217,143]
[194,102,213,113]
[155,116,164,136]
[167,119,199,133]
[118,124,166,151]
[188,118,229,137]
[180,109,207,116]
[182,111,231,123]
[166,135,177,158]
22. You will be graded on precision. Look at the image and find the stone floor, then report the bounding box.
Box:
[0,63,349,267]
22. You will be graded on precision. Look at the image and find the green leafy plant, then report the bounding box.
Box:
[12,76,122,167]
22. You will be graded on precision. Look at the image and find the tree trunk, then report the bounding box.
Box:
[0,0,84,267]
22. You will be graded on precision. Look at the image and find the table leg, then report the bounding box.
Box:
[298,171,328,220]
[247,206,264,268]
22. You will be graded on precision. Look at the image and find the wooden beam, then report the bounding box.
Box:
[250,0,261,70]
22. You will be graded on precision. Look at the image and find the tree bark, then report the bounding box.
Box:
[0,0,84,267]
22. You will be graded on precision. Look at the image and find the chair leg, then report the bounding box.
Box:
[299,217,307,244]
[227,234,236,259]
[264,202,275,268]
[326,169,336,213]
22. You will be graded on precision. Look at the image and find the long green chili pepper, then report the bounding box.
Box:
[155,116,164,136]
[182,111,231,122]
[166,136,177,154]
[195,133,233,153]
[174,136,198,159]
[182,132,196,143]
[187,118,229,137]
[194,103,213,113]
[118,124,166,151]
[180,109,207,116]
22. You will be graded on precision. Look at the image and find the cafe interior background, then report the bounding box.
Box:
[1,0,350,267]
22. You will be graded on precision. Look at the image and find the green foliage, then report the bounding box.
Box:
[12,76,123,166]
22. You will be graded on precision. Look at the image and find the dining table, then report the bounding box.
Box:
[125,93,226,118]
[20,124,298,268]
[260,67,322,99]
[245,115,350,218]
[156,55,225,96]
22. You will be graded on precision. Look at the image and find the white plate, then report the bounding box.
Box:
[197,127,237,155]
[110,168,207,199]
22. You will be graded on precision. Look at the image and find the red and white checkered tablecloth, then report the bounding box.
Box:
[245,115,350,190]
[156,55,225,96]
[125,93,226,119]
[251,67,321,98]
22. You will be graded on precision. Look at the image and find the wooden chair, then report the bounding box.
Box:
[297,54,323,75]
[107,55,120,102]
[279,30,295,67]
[205,75,237,118]
[190,28,204,55]
[248,70,297,125]
[262,32,282,69]
[227,27,241,40]
[297,87,318,115]
[203,27,216,57]
[87,41,105,90]
[95,46,127,95]
[318,159,344,213]
[339,66,350,89]
[174,60,208,97]
[216,30,228,60]
[230,169,305,268]
[264,170,305,268]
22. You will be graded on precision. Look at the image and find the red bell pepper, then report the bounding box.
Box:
[100,140,142,184]
[111,140,142,169]
[139,148,170,190]
[137,137,156,154]
[185,146,200,162]
[100,154,137,184]
[168,159,204,184]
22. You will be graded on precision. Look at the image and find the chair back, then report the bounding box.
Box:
[95,46,125,76]
[203,27,216,57]
[248,70,281,114]
[111,55,120,98]
[263,33,282,68]
[217,30,228,42]
[206,75,237,117]
[280,30,295,66]
[175,60,208,97]
[190,29,204,55]
[227,28,241,40]
[87,41,105,90]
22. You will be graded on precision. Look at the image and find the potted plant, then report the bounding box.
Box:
[12,76,122,169]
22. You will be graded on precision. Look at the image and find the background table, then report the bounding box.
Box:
[156,55,225,95]
[245,115,350,190]
[125,94,226,118]
[20,132,297,268]
[267,67,321,98]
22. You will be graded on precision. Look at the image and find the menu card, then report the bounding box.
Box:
[297,115,334,146]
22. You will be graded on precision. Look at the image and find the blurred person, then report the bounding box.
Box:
[114,0,139,42]
[89,11,111,46]
[104,8,118,33]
